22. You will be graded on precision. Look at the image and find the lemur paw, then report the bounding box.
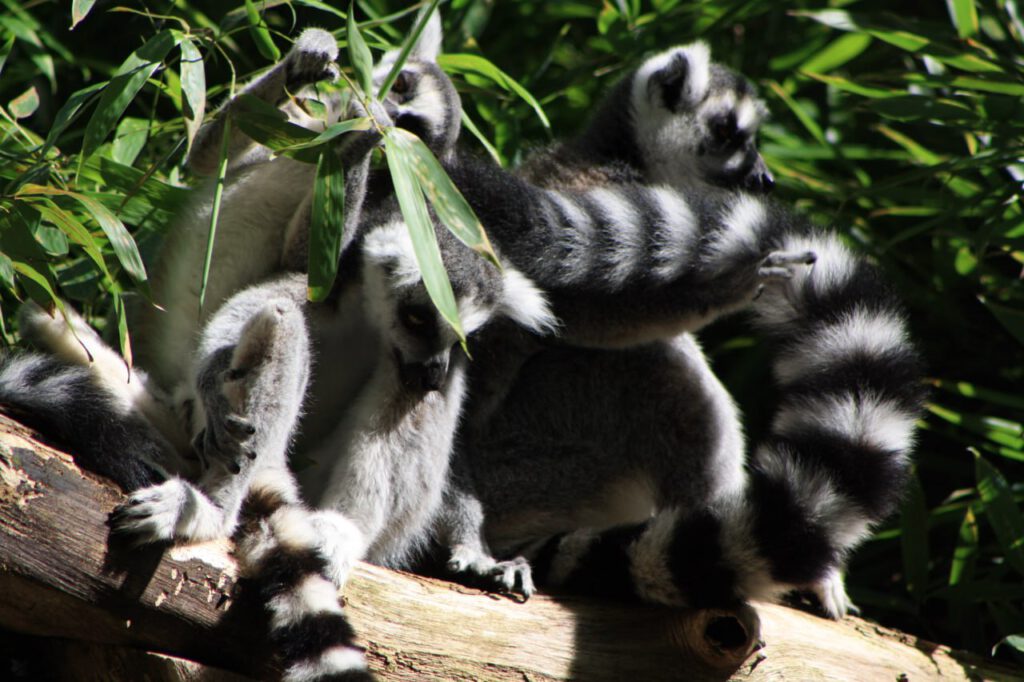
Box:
[192,378,257,475]
[757,250,816,283]
[109,479,189,544]
[287,28,340,87]
[308,510,367,588]
[447,547,535,599]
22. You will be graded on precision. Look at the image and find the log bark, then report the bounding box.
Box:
[0,413,1019,681]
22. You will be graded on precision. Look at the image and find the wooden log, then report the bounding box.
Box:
[0,413,1020,681]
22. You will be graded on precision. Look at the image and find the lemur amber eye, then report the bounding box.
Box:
[393,72,411,95]
[399,304,431,331]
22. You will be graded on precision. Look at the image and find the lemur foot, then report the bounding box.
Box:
[195,300,301,473]
[447,546,536,599]
[757,250,817,282]
[109,478,223,544]
[286,28,340,87]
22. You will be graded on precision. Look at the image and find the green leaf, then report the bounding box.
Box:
[178,35,206,156]
[8,86,39,119]
[29,200,112,281]
[948,506,978,586]
[0,15,55,88]
[802,72,898,99]
[276,117,372,152]
[900,475,930,603]
[384,129,464,341]
[112,290,133,368]
[198,115,233,312]
[231,93,319,152]
[41,82,105,156]
[979,297,1024,348]
[800,32,872,73]
[975,453,1024,577]
[245,0,280,62]
[767,81,827,146]
[439,53,551,132]
[307,148,346,302]
[0,34,14,79]
[948,0,980,39]
[388,128,499,268]
[111,117,150,166]
[81,30,179,160]
[71,0,97,29]
[869,95,976,122]
[31,223,69,257]
[0,252,14,291]
[993,635,1024,657]
[16,185,148,283]
[347,2,375,96]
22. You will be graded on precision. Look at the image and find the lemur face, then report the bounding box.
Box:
[632,43,774,194]
[372,12,461,159]
[361,222,503,393]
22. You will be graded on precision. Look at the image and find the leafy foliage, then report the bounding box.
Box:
[1,0,1023,662]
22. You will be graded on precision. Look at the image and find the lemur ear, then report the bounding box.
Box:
[409,8,443,62]
[641,42,711,112]
[499,268,559,335]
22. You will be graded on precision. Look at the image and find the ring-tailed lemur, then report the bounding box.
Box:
[135,17,458,394]
[427,43,923,619]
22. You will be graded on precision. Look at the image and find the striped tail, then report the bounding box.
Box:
[0,352,169,490]
[524,228,924,618]
[236,483,375,682]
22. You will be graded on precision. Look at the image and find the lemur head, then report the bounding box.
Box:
[373,10,461,160]
[623,43,773,193]
[361,222,556,393]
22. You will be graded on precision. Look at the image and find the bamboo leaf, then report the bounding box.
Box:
[111,117,150,166]
[974,452,1024,577]
[0,253,14,291]
[388,128,499,269]
[16,185,148,283]
[231,93,319,151]
[245,0,280,62]
[948,506,978,586]
[347,2,374,96]
[767,81,827,146]
[947,0,979,38]
[900,475,930,603]
[178,35,206,157]
[993,635,1024,657]
[979,296,1024,348]
[439,53,551,131]
[71,0,97,30]
[29,200,112,281]
[81,30,179,160]
[9,86,39,119]
[384,129,464,341]
[307,148,346,302]
[0,34,14,78]
[800,32,872,73]
[199,115,232,313]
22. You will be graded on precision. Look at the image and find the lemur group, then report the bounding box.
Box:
[0,10,924,682]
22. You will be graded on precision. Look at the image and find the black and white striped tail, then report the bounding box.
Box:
[236,485,375,682]
[525,228,924,617]
[0,352,167,491]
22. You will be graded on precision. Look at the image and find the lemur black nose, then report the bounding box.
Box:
[397,356,449,393]
[746,170,775,194]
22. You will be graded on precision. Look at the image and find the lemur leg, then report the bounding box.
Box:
[112,281,311,544]
[188,28,340,175]
[439,471,535,597]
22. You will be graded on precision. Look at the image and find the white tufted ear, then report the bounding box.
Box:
[499,267,559,335]
[410,8,443,62]
[633,41,711,111]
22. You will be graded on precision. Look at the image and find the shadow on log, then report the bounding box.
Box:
[0,413,1020,681]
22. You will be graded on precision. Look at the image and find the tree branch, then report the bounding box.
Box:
[0,414,1016,681]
